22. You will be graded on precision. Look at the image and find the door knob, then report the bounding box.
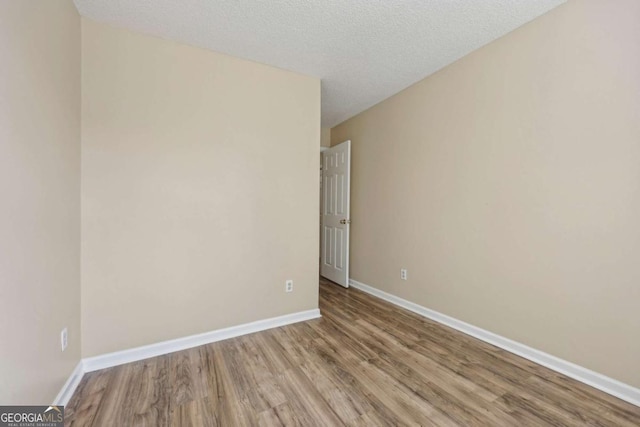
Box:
[340,219,351,224]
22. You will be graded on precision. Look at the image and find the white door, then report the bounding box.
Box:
[321,140,351,287]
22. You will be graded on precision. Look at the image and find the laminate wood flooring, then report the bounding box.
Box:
[66,278,640,426]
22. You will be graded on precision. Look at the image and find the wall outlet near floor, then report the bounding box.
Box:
[61,327,68,352]
[400,269,408,280]
[285,280,293,293]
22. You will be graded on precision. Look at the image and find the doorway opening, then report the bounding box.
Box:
[319,140,351,288]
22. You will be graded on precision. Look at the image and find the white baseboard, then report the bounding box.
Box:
[349,278,640,408]
[54,308,321,403]
[83,308,321,372]
[53,361,84,406]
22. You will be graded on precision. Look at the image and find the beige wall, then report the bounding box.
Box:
[0,1,81,403]
[332,0,640,388]
[321,127,331,147]
[81,19,320,357]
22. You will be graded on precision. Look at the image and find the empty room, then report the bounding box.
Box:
[1,0,639,425]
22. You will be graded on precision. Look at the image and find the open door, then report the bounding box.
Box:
[321,140,351,288]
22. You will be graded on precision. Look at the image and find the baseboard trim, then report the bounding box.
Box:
[348,278,640,408]
[53,361,84,406]
[55,309,320,402]
[83,308,321,372]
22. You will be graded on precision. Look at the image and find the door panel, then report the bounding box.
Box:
[320,140,351,287]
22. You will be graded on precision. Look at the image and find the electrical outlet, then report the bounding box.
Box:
[61,328,68,352]
[400,269,408,280]
[285,280,293,293]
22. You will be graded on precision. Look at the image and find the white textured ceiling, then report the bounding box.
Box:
[74,0,566,127]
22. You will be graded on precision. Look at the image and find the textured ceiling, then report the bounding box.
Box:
[74,0,566,127]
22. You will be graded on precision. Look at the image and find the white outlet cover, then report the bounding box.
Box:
[61,328,68,352]
[285,280,293,293]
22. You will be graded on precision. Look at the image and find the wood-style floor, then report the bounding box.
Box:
[66,278,640,426]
